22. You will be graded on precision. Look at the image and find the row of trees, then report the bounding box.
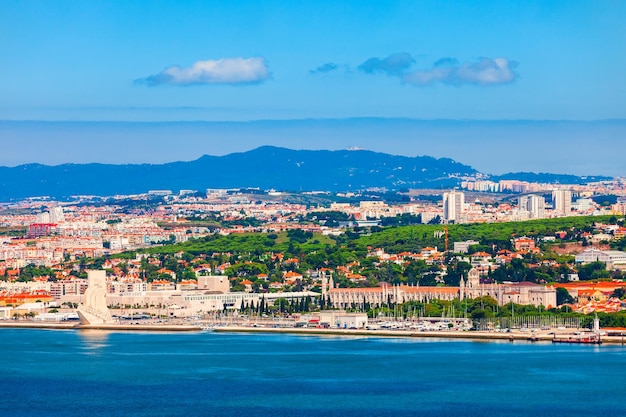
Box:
[237,296,315,316]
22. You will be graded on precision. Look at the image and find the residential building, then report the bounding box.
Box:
[518,194,545,219]
[443,191,465,224]
[552,189,572,215]
[453,240,479,254]
[513,237,536,252]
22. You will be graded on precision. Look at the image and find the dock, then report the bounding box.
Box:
[0,321,201,332]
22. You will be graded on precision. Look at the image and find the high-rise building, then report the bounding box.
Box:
[443,191,465,224]
[552,190,572,215]
[35,212,50,223]
[49,206,64,223]
[518,194,545,219]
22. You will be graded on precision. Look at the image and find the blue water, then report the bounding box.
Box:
[1,330,624,417]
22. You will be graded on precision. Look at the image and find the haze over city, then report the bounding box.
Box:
[1,1,625,175]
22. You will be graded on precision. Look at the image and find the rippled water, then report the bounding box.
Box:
[1,329,624,417]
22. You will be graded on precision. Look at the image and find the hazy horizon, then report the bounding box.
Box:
[2,118,625,177]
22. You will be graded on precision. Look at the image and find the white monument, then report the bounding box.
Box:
[77,270,115,325]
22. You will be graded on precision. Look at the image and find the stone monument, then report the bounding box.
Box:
[77,270,115,325]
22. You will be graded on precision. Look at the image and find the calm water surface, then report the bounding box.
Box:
[1,329,624,417]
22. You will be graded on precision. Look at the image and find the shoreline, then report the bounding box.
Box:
[1,320,625,344]
[0,321,201,332]
[213,326,626,345]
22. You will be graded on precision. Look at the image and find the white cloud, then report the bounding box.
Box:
[403,58,518,86]
[402,66,452,85]
[136,57,270,86]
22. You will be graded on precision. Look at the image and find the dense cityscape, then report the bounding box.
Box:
[4,1,626,415]
[2,175,626,334]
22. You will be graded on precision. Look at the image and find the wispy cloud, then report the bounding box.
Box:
[403,57,518,86]
[358,52,414,76]
[309,62,339,74]
[358,53,518,86]
[135,57,270,86]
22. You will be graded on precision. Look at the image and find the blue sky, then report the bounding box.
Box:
[1,1,625,174]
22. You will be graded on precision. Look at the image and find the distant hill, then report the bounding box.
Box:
[0,146,476,200]
[492,172,611,185]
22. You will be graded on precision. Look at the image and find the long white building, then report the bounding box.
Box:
[575,248,626,270]
[326,268,557,309]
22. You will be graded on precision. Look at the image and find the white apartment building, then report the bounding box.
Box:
[552,189,572,215]
[443,191,465,224]
[519,194,546,219]
[49,207,65,223]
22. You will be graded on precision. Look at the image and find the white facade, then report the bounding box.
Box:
[35,212,50,223]
[573,198,594,212]
[461,268,557,308]
[575,249,626,270]
[49,207,65,223]
[319,310,368,329]
[443,191,465,224]
[519,194,545,219]
[197,275,230,293]
[552,190,572,215]
[453,240,480,254]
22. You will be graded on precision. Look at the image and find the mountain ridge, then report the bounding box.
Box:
[0,146,611,200]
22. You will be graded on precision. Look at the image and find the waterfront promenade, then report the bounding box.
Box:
[213,325,626,344]
[4,319,624,344]
[0,320,202,332]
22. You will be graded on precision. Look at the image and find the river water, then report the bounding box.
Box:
[1,329,624,416]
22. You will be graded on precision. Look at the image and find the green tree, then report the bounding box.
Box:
[611,287,626,299]
[225,262,269,277]
[577,261,610,281]
[556,287,575,305]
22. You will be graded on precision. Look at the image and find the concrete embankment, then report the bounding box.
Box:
[214,326,532,340]
[214,326,626,345]
[0,321,201,332]
[2,321,625,344]
[77,324,202,332]
[0,321,77,330]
